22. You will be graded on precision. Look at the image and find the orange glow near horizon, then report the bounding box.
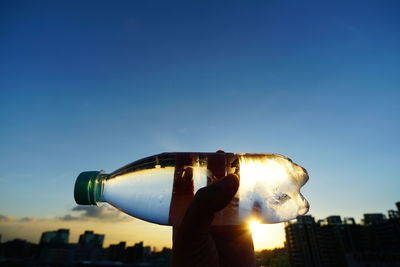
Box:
[249,219,286,250]
[0,217,285,251]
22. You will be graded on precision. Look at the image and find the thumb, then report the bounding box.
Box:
[181,174,239,230]
[171,174,240,266]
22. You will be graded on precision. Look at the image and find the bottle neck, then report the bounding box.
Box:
[93,173,108,205]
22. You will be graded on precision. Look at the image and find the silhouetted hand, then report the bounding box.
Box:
[171,174,256,267]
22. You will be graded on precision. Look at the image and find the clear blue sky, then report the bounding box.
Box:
[1,0,399,245]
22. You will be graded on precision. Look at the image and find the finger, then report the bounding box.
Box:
[197,173,240,214]
[177,173,239,233]
[171,174,239,267]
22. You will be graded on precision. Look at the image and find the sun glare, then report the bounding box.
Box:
[249,219,262,234]
[248,219,285,250]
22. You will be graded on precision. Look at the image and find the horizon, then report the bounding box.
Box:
[1,200,399,251]
[1,0,400,252]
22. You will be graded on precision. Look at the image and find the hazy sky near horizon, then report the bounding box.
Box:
[1,0,400,249]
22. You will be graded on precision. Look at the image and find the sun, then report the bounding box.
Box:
[248,219,286,251]
[249,219,263,238]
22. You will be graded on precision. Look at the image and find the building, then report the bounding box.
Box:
[388,209,400,219]
[363,213,400,252]
[326,215,342,225]
[126,241,144,263]
[72,231,107,262]
[363,213,386,225]
[109,241,126,261]
[285,202,400,267]
[388,202,400,220]
[285,215,320,267]
[285,215,347,267]
[143,246,151,257]
[40,229,69,246]
[39,247,74,265]
[78,230,105,248]
[0,239,38,259]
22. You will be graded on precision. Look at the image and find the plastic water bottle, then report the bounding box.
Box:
[74,152,309,225]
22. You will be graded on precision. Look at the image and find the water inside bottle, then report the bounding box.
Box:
[103,167,175,225]
[101,153,309,225]
[237,154,309,223]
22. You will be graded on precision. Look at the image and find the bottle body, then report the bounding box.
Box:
[75,152,309,226]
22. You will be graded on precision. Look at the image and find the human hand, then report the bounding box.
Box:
[171,174,256,267]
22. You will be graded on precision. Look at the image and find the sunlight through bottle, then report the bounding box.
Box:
[74,152,309,226]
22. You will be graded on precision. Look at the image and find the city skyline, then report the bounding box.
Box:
[1,0,400,251]
[1,200,398,267]
[2,200,398,251]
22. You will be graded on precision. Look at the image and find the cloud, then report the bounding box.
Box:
[0,214,37,222]
[0,214,13,222]
[0,215,37,222]
[58,214,82,221]
[58,205,133,222]
[19,217,35,222]
[1,205,133,224]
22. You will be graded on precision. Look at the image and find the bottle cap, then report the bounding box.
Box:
[74,171,101,205]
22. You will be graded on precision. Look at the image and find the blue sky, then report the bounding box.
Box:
[1,0,399,248]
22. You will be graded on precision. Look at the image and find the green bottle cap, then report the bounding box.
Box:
[74,171,102,205]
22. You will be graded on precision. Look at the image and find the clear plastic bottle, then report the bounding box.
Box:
[74,152,309,225]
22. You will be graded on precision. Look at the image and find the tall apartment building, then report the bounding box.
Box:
[285,215,347,267]
[109,241,126,261]
[40,229,69,246]
[74,230,107,262]
[78,230,105,248]
[285,202,400,267]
